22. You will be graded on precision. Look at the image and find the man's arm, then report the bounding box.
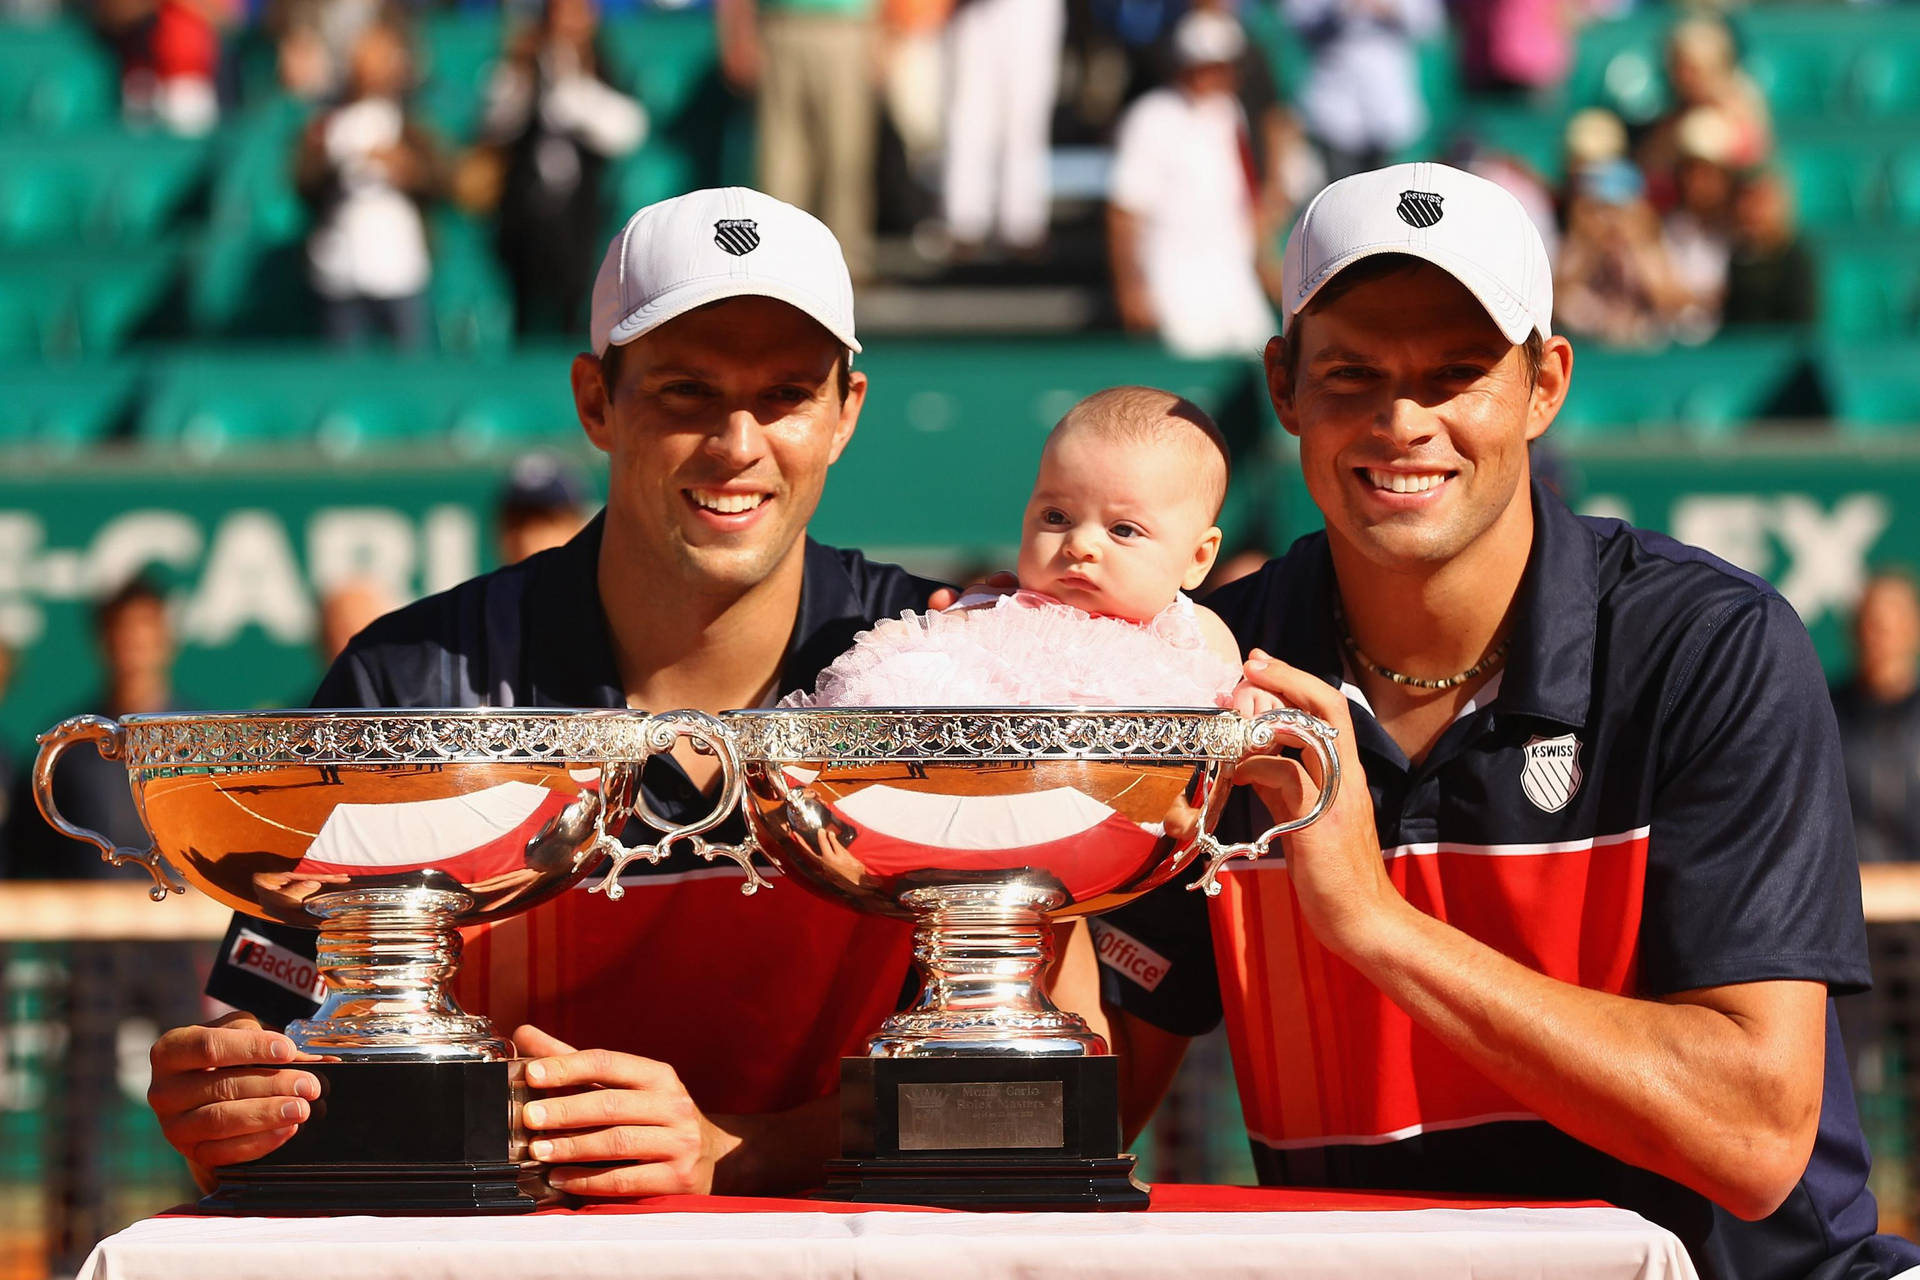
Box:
[1234,652,1827,1220]
[1106,205,1156,335]
[1111,1009,1191,1144]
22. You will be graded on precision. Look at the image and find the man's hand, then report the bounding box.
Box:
[1232,649,1402,951]
[147,1011,324,1190]
[515,1025,734,1197]
[928,570,1017,612]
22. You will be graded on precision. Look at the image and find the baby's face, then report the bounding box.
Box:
[1017,432,1219,621]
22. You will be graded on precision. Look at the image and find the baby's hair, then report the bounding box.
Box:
[1048,386,1230,521]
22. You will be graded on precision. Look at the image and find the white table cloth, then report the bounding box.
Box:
[80,1202,1698,1280]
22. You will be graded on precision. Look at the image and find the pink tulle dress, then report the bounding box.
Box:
[786,589,1242,709]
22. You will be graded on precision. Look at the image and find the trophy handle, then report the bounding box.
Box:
[1188,707,1342,897]
[589,710,769,899]
[33,714,183,901]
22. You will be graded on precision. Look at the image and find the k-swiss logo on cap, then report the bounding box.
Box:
[1520,733,1583,813]
[713,218,760,256]
[1396,190,1445,229]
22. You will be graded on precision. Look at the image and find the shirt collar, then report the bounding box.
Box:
[783,538,891,697]
[522,510,624,709]
[519,515,882,709]
[1285,477,1595,731]
[1495,479,1597,729]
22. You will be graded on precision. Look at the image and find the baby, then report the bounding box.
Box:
[793,386,1248,708]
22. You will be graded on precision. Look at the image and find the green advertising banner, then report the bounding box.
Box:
[0,438,1916,756]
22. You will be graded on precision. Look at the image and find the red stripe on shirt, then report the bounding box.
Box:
[1210,829,1650,1149]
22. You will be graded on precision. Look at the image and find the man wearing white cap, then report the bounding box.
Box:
[1107,11,1278,358]
[1098,162,1920,1278]
[148,188,994,1198]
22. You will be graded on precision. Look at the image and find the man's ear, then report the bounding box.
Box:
[826,365,866,466]
[572,352,616,455]
[1183,525,1224,591]
[1527,335,1574,443]
[1263,334,1301,438]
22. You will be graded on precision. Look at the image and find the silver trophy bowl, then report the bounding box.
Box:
[588,706,1341,1059]
[34,709,735,1061]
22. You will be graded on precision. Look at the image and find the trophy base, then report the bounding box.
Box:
[819,1154,1148,1211]
[821,1055,1148,1211]
[200,1058,557,1215]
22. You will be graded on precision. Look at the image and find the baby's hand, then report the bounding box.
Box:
[1231,675,1286,720]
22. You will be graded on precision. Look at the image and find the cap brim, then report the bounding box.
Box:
[1287,241,1543,345]
[603,275,861,355]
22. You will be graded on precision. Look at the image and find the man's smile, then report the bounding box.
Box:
[1360,468,1454,494]
[687,487,771,513]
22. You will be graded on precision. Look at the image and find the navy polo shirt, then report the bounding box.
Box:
[205,513,943,1116]
[1097,481,1917,1280]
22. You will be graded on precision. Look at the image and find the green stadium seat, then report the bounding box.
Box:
[1852,47,1920,119]
[137,351,580,457]
[1745,42,1846,118]
[1823,342,1920,430]
[0,132,212,247]
[1781,141,1888,230]
[1564,11,1672,121]
[0,245,181,358]
[823,340,1264,551]
[0,17,117,131]
[417,12,507,142]
[1554,335,1812,438]
[601,12,721,126]
[0,361,137,450]
[1817,240,1920,340]
[1890,151,1920,228]
[1454,108,1564,183]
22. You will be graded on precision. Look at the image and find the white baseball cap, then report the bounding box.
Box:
[589,187,860,357]
[1280,162,1554,344]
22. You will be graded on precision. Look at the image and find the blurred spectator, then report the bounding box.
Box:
[481,0,647,339]
[1107,12,1277,359]
[317,577,398,666]
[941,0,1064,257]
[1639,17,1770,206]
[1833,572,1920,864]
[95,0,230,135]
[9,576,177,881]
[296,19,444,350]
[1454,0,1571,96]
[1177,0,1324,231]
[1554,158,1685,348]
[880,0,952,173]
[1282,0,1441,181]
[717,0,879,282]
[1660,107,1737,342]
[498,453,592,564]
[0,641,14,875]
[1563,106,1627,177]
[269,0,383,101]
[1722,167,1814,330]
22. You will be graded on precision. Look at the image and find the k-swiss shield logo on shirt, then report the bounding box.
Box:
[714,218,761,256]
[1520,733,1582,812]
[1396,190,1445,228]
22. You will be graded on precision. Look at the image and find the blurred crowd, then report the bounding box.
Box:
[6,0,1833,357]
[0,452,591,880]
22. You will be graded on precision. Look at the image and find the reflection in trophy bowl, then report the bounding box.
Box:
[714,706,1338,1058]
[108,711,646,924]
[727,707,1247,920]
[35,709,663,1058]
